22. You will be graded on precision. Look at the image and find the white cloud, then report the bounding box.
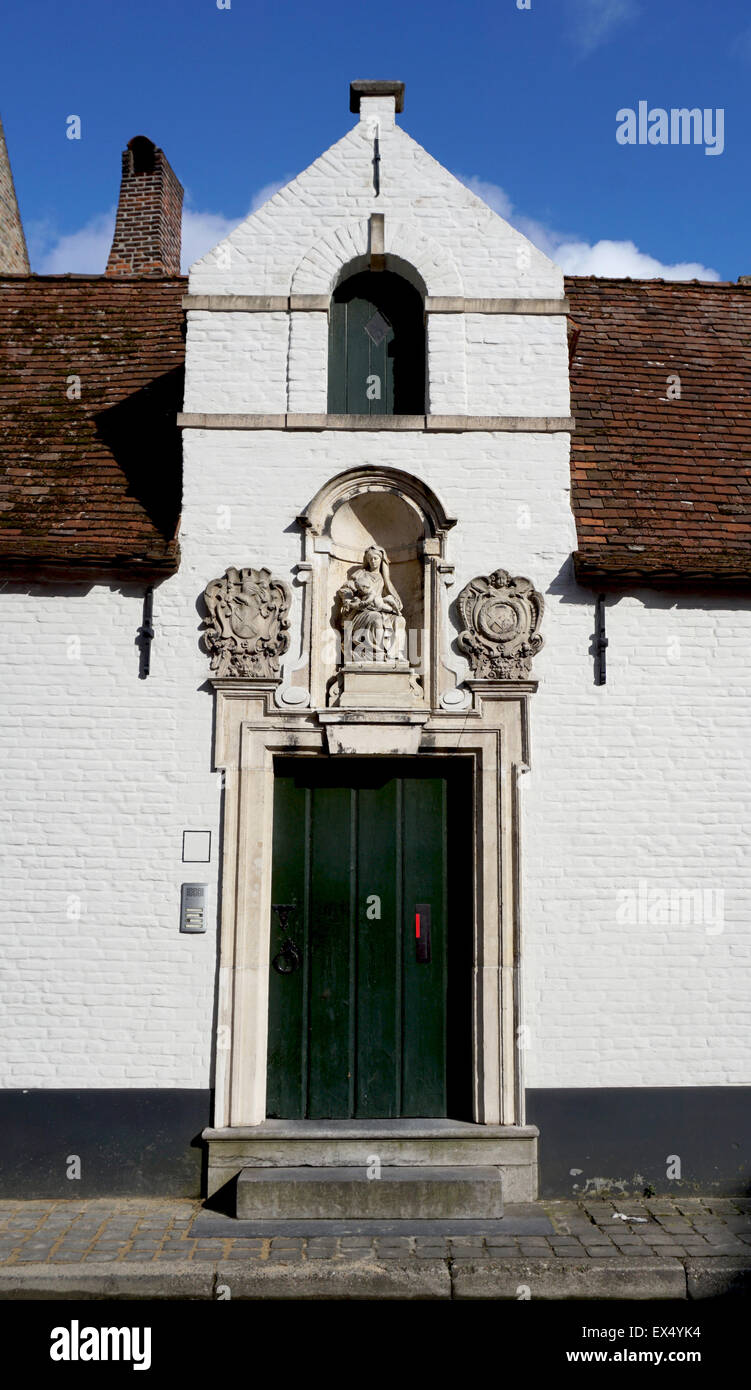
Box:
[30,177,291,275]
[180,207,243,270]
[454,175,513,219]
[30,168,721,284]
[248,179,288,214]
[455,173,721,281]
[33,209,116,274]
[551,238,720,281]
[568,0,640,57]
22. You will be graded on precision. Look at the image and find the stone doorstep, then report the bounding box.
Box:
[236,1166,504,1221]
[204,1121,539,1204]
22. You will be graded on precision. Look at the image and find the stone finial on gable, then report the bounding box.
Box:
[350,79,404,130]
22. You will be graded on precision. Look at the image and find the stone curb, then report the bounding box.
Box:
[0,1255,748,1300]
[215,1258,450,1299]
[685,1258,751,1300]
[450,1259,688,1301]
[0,1264,215,1301]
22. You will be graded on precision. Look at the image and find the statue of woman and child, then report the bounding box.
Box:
[337,546,408,663]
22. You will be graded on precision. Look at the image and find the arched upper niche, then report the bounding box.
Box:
[330,490,425,562]
[299,465,456,543]
[290,221,462,298]
[297,467,457,709]
[327,268,426,415]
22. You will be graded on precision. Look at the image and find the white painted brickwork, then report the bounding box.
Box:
[464,314,571,416]
[185,96,567,420]
[1,95,748,1092]
[523,591,751,1087]
[183,310,289,414]
[189,107,560,299]
[0,578,219,1086]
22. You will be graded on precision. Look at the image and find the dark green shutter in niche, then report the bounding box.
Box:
[327,270,425,415]
[266,758,472,1120]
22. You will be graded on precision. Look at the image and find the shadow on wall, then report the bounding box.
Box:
[94,366,184,542]
[545,556,751,686]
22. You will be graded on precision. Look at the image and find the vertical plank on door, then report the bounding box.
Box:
[266,775,306,1118]
[356,776,399,1116]
[308,785,353,1117]
[401,774,448,1116]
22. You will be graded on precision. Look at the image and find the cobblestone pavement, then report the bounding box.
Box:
[0,1195,748,1267]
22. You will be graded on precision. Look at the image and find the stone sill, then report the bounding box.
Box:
[183,294,569,315]
[177,412,576,433]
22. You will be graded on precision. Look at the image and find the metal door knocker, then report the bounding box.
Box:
[271,903,301,975]
[272,939,301,974]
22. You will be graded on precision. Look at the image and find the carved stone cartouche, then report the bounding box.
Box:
[203,566,291,678]
[456,569,544,679]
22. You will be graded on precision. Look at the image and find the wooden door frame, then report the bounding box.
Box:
[210,679,535,1130]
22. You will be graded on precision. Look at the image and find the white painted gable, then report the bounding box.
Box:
[188,93,562,299]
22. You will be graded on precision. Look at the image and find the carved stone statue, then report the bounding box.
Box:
[457,569,544,679]
[336,546,407,663]
[203,566,291,678]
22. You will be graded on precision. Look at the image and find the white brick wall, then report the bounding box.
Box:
[524,586,751,1087]
[1,93,748,1096]
[183,311,289,414]
[0,578,219,1086]
[464,314,571,416]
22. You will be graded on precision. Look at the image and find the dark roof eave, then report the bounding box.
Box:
[0,546,179,583]
[574,549,751,593]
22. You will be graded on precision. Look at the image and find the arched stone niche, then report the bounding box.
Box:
[290,466,462,710]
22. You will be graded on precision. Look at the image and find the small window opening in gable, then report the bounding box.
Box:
[328,270,426,415]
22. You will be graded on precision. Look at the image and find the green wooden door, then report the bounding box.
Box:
[266,758,471,1119]
[327,270,425,415]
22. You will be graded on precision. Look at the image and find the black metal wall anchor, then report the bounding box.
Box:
[372,131,380,196]
[595,593,608,686]
[137,585,154,679]
[271,903,301,974]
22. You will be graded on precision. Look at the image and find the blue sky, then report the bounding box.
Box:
[2,0,750,280]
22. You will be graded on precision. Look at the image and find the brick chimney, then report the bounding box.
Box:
[0,113,30,274]
[106,135,183,277]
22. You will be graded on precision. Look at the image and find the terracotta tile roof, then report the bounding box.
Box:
[2,272,750,590]
[0,275,186,578]
[566,276,751,589]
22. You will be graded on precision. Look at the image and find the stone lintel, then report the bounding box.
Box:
[319,709,429,755]
[182,294,329,312]
[425,416,575,433]
[426,297,570,314]
[182,294,569,315]
[177,413,576,433]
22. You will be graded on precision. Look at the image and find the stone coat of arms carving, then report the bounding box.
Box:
[457,569,544,679]
[203,566,291,678]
